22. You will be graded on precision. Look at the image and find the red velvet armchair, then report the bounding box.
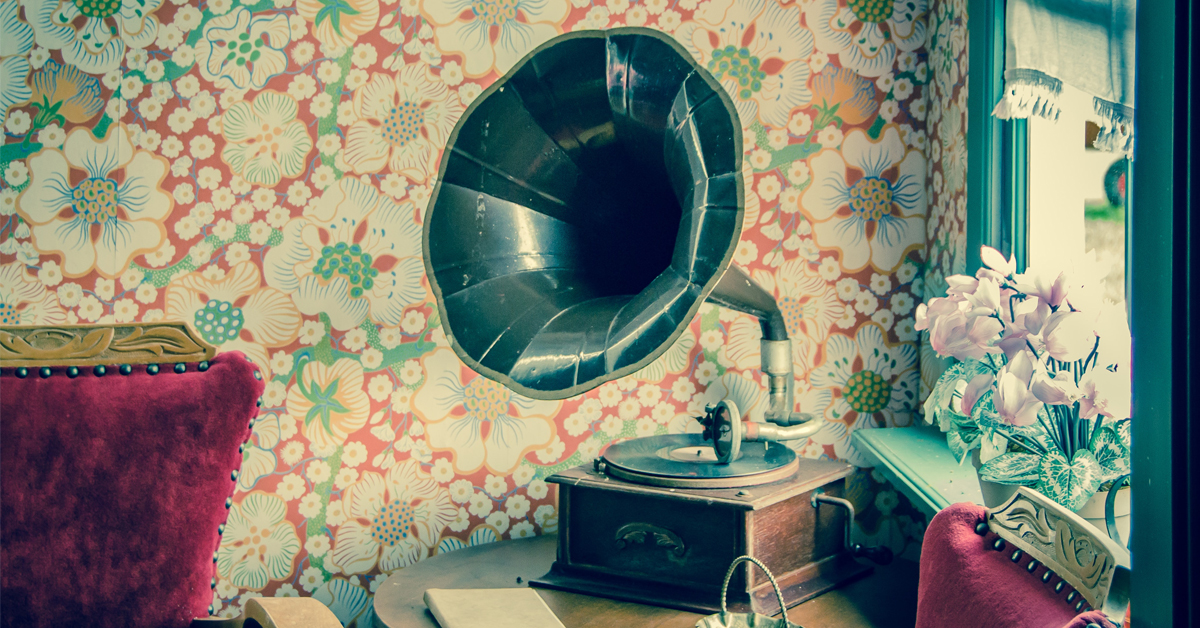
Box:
[0,323,339,628]
[916,488,1130,628]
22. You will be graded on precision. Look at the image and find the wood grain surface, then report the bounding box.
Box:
[372,534,919,628]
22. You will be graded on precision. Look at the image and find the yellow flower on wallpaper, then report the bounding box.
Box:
[28,59,105,124]
[22,0,164,74]
[0,262,67,325]
[329,460,457,575]
[422,0,569,79]
[677,0,813,128]
[341,64,464,182]
[216,492,302,590]
[164,262,302,379]
[806,323,918,465]
[287,357,371,455]
[413,348,560,475]
[220,91,313,187]
[810,66,878,125]
[17,125,171,279]
[726,259,846,378]
[296,0,379,50]
[263,177,424,331]
[802,127,926,273]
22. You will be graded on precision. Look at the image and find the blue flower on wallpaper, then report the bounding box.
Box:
[313,576,373,627]
[22,0,164,74]
[196,8,292,91]
[18,125,173,278]
[264,178,424,331]
[0,0,34,128]
[802,126,926,273]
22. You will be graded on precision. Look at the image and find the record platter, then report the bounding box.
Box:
[600,433,801,488]
[531,404,878,616]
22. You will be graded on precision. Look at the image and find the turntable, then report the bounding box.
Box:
[422,28,887,617]
[531,401,877,615]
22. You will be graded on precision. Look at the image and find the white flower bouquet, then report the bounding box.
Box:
[918,246,1132,511]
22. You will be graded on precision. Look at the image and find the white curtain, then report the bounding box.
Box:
[993,0,1136,154]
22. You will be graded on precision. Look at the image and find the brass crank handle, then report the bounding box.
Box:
[810,489,893,565]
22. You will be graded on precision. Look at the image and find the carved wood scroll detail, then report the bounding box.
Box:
[1053,522,1110,590]
[614,523,687,557]
[987,487,1124,612]
[0,323,217,367]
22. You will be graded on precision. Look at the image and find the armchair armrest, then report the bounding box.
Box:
[190,598,342,628]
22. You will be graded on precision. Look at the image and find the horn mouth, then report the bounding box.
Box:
[424,27,744,400]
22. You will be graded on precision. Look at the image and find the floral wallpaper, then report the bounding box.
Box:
[1,0,942,623]
[920,0,967,397]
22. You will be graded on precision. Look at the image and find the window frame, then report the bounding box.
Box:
[966,0,1029,274]
[1128,0,1195,625]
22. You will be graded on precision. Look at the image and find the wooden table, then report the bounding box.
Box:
[373,534,919,628]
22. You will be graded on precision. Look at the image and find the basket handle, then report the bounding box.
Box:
[719,555,788,618]
[1105,474,1130,549]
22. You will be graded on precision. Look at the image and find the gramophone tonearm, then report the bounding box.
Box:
[698,398,821,465]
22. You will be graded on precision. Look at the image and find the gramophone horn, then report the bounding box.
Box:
[424,28,744,400]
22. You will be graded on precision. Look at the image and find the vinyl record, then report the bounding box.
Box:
[600,433,798,488]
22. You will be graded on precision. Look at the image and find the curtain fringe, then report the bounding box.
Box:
[1093,97,1135,155]
[992,69,1135,157]
[992,70,1064,122]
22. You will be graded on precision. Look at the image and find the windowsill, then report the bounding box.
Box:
[851,424,984,520]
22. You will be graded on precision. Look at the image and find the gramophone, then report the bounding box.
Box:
[422,28,887,616]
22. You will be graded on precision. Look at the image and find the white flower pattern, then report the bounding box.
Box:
[17,125,172,278]
[264,178,423,331]
[1,0,938,612]
[22,0,164,74]
[802,127,926,273]
[413,348,559,474]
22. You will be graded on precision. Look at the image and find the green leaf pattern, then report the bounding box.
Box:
[1035,450,1103,512]
[1092,424,1131,482]
[979,452,1041,485]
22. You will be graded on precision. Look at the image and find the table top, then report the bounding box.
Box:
[372,534,919,628]
[852,424,985,519]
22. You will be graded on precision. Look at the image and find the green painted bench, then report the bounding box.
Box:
[852,424,984,520]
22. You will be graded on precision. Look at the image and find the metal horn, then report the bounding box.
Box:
[423,28,818,439]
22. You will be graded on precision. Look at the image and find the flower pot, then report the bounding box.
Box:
[1076,485,1131,544]
[970,449,1020,508]
[970,447,1132,543]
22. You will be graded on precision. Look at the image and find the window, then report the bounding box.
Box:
[968,0,1132,290]
[968,0,1198,625]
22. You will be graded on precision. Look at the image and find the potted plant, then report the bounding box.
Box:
[917,247,1131,532]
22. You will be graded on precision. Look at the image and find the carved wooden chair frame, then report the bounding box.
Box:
[984,487,1131,623]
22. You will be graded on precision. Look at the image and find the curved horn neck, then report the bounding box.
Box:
[706,266,816,434]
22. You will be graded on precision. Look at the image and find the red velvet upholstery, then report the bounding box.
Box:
[1,352,263,628]
[916,502,1117,628]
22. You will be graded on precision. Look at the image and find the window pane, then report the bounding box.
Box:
[1083,122,1127,303]
[1026,85,1127,304]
